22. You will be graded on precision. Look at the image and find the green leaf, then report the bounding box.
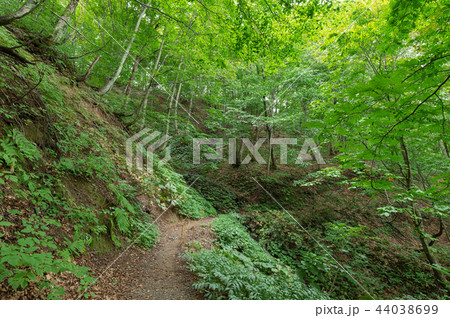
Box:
[5,255,21,266]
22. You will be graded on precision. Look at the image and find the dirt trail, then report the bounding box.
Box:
[129,210,215,299]
[79,206,215,300]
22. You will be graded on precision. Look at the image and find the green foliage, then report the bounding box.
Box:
[0,214,95,299]
[0,54,160,298]
[177,187,217,219]
[0,129,42,169]
[140,157,217,219]
[294,167,344,187]
[240,206,336,288]
[100,183,159,249]
[185,174,240,213]
[187,214,326,300]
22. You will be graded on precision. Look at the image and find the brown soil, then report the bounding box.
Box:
[77,209,216,300]
[129,212,215,299]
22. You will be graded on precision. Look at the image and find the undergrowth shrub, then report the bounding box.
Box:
[170,135,219,172]
[177,188,217,219]
[187,214,326,300]
[145,157,216,219]
[239,203,446,299]
[185,174,239,213]
[240,205,369,298]
[0,213,95,299]
[0,110,159,298]
[0,130,96,299]
[0,28,164,299]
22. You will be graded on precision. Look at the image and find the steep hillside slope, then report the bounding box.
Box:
[0,26,213,299]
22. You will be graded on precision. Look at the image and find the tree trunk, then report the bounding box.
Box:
[53,0,80,43]
[237,139,244,167]
[0,0,45,26]
[174,81,182,134]
[439,140,449,158]
[77,55,102,83]
[163,57,183,139]
[266,128,272,177]
[399,136,412,190]
[124,56,143,97]
[127,39,166,128]
[401,137,448,290]
[163,85,177,143]
[414,210,449,291]
[173,61,186,135]
[185,90,194,134]
[99,3,148,94]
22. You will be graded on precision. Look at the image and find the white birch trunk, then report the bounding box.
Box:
[0,0,45,26]
[53,0,80,43]
[99,3,148,94]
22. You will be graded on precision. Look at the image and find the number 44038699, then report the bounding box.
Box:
[375,305,438,315]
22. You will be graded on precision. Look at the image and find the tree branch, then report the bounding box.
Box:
[46,7,103,50]
[402,54,450,83]
[132,0,195,32]
[67,41,110,59]
[9,73,44,106]
[378,74,450,145]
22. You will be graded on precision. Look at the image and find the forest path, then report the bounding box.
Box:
[127,209,215,299]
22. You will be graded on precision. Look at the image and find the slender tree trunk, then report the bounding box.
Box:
[439,140,449,158]
[257,65,275,176]
[0,0,45,26]
[128,39,166,128]
[414,209,449,291]
[163,57,183,139]
[68,0,89,40]
[231,138,244,168]
[238,139,246,167]
[124,43,149,97]
[266,127,272,177]
[164,85,177,139]
[77,55,102,83]
[174,81,182,134]
[173,60,185,135]
[53,0,80,43]
[400,137,448,290]
[124,56,143,97]
[99,3,148,94]
[400,136,412,190]
[185,90,194,134]
[299,102,307,130]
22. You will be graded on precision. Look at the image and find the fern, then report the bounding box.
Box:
[177,188,217,219]
[0,129,41,168]
[187,215,327,300]
[0,138,20,167]
[10,129,42,162]
[114,208,131,234]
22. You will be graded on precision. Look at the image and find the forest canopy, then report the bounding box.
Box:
[0,0,449,301]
